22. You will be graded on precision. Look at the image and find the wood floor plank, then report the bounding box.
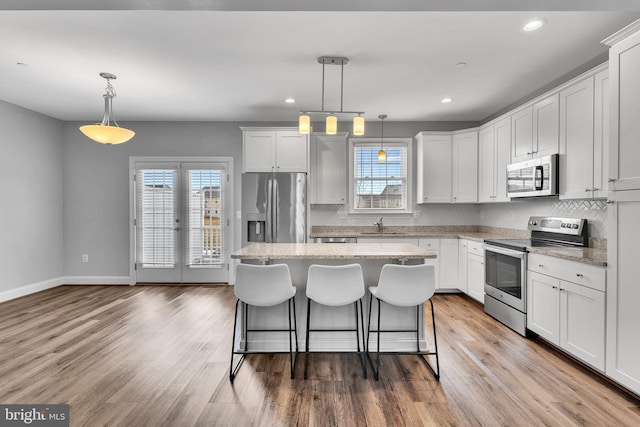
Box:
[0,287,638,426]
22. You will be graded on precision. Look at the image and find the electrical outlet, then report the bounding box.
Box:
[82,254,89,263]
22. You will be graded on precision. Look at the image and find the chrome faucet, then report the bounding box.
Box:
[374,217,384,232]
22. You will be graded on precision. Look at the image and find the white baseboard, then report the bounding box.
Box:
[64,276,131,285]
[0,276,64,303]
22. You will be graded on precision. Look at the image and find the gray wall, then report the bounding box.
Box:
[0,100,64,295]
[62,120,257,277]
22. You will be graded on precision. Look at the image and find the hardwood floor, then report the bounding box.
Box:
[0,285,638,426]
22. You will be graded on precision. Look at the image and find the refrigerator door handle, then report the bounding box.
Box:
[272,178,278,242]
[266,178,273,242]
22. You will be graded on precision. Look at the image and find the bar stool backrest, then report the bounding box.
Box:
[375,264,435,307]
[234,263,296,307]
[306,263,365,306]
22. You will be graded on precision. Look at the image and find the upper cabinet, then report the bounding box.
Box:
[511,94,559,163]
[478,117,511,203]
[416,132,452,203]
[559,67,609,200]
[451,130,478,203]
[607,26,640,191]
[242,128,308,173]
[309,133,347,204]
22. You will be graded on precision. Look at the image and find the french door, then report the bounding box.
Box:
[133,161,229,284]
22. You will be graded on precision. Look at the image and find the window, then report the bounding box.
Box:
[349,138,412,213]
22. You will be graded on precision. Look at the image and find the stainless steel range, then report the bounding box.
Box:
[483,216,588,336]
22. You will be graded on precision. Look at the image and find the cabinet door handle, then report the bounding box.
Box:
[593,188,599,191]
[576,273,583,278]
[585,188,591,192]
[608,178,616,182]
[607,200,615,205]
[538,264,544,268]
[559,288,566,292]
[552,285,558,290]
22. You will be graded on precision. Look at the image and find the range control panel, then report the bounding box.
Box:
[527,216,586,235]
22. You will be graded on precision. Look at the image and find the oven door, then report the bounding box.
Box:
[484,245,527,312]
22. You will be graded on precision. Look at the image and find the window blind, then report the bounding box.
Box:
[186,168,225,266]
[136,169,177,268]
[353,142,408,210]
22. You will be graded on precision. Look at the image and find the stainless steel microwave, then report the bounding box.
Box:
[506,154,558,198]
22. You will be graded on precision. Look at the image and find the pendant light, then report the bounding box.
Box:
[79,72,135,145]
[378,114,387,162]
[299,56,365,135]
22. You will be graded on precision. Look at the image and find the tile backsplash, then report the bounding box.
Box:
[310,198,608,239]
[478,198,608,238]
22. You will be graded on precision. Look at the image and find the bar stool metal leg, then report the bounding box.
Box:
[229,300,246,383]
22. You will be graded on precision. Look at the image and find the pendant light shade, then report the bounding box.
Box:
[79,72,135,145]
[326,115,338,135]
[353,115,365,136]
[79,124,135,145]
[378,114,387,162]
[299,56,364,135]
[378,149,386,162]
[298,114,311,134]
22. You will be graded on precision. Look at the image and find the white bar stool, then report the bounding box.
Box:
[366,263,440,381]
[305,263,367,379]
[230,263,299,382]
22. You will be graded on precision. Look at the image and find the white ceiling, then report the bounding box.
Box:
[1,1,639,123]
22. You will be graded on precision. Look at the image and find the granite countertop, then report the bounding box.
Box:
[527,246,607,267]
[310,225,607,266]
[231,243,437,261]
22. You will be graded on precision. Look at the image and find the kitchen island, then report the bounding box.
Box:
[230,242,437,352]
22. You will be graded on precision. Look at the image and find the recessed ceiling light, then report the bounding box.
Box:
[523,19,546,32]
[284,98,295,104]
[441,97,453,104]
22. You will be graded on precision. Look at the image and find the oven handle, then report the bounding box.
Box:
[483,245,526,259]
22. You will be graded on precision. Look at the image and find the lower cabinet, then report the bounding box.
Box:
[527,253,606,371]
[467,241,485,303]
[417,238,458,290]
[458,239,469,293]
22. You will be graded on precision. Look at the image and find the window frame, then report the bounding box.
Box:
[348,137,413,215]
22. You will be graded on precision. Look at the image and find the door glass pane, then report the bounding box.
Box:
[187,169,224,266]
[137,169,176,268]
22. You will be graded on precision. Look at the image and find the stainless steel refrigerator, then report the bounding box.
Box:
[242,173,307,245]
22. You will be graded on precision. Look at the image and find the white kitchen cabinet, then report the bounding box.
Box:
[606,189,640,394]
[605,24,640,191]
[458,239,469,293]
[527,270,561,343]
[527,253,606,371]
[467,242,485,304]
[417,238,458,290]
[511,106,533,162]
[511,94,559,163]
[478,117,511,203]
[242,128,308,173]
[452,130,478,203]
[416,132,452,203]
[418,238,440,289]
[559,76,595,199]
[559,67,610,200]
[593,69,610,199]
[466,240,485,303]
[309,133,347,204]
[439,238,459,289]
